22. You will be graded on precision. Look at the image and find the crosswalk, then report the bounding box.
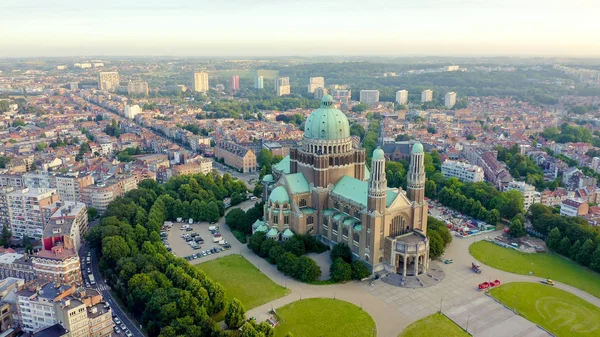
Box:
[96,284,110,291]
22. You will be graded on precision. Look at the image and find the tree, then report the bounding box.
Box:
[576,239,595,266]
[352,103,368,113]
[285,333,294,337]
[558,236,571,256]
[268,246,285,265]
[224,298,246,330]
[259,239,278,258]
[0,225,10,248]
[330,243,352,263]
[427,231,445,259]
[248,232,267,254]
[569,240,581,260]
[277,252,299,276]
[102,236,131,266]
[350,123,366,140]
[257,149,273,168]
[330,258,352,283]
[281,236,305,256]
[590,244,600,271]
[425,180,437,198]
[225,208,247,232]
[509,219,526,238]
[546,227,561,251]
[295,256,321,282]
[87,207,98,221]
[351,260,370,280]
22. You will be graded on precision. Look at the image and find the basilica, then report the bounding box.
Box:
[257,94,429,275]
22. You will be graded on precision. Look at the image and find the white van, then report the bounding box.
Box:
[213,237,221,243]
[208,225,218,231]
[188,218,194,224]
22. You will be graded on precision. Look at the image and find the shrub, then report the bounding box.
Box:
[248,232,267,254]
[351,260,370,280]
[259,238,278,258]
[330,258,352,283]
[281,236,306,256]
[232,230,247,243]
[277,252,299,276]
[296,256,322,282]
[330,243,352,263]
[298,234,328,253]
[268,246,285,265]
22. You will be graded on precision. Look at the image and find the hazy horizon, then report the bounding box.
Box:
[2,0,600,58]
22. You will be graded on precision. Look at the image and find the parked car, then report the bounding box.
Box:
[120,323,126,330]
[190,232,199,237]
[186,227,193,232]
[114,318,121,325]
[125,330,133,337]
[114,327,121,334]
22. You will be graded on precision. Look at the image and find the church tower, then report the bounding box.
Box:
[407,142,425,203]
[368,147,387,213]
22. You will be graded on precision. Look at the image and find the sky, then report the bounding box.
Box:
[1,0,599,57]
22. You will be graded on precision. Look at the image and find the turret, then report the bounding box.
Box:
[407,142,425,203]
[368,147,387,213]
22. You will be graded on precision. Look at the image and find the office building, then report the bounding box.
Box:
[275,77,290,96]
[396,90,408,105]
[215,140,257,173]
[7,188,60,239]
[445,92,457,109]
[260,95,429,274]
[229,76,240,92]
[441,160,484,183]
[123,104,142,120]
[254,76,264,89]
[313,87,328,100]
[421,89,433,103]
[307,77,325,93]
[505,181,539,211]
[97,72,119,92]
[192,72,209,92]
[127,81,148,96]
[359,90,380,104]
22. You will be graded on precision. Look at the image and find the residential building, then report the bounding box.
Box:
[33,228,82,286]
[463,146,513,188]
[330,89,351,104]
[395,90,408,105]
[0,253,35,281]
[47,201,88,250]
[260,95,429,274]
[52,173,94,203]
[16,283,70,332]
[444,65,460,72]
[0,277,24,333]
[254,75,264,89]
[313,87,328,100]
[192,72,209,92]
[7,188,60,239]
[540,188,569,207]
[307,77,325,93]
[560,198,589,217]
[421,89,433,103]
[445,92,457,109]
[275,77,290,96]
[23,173,52,189]
[188,135,211,152]
[359,90,380,104]
[0,175,24,189]
[55,297,88,337]
[33,324,68,337]
[97,72,119,92]
[0,187,15,229]
[127,81,148,96]
[215,140,257,173]
[229,76,239,92]
[81,176,138,214]
[505,181,539,211]
[123,105,142,120]
[441,160,484,182]
[592,157,600,173]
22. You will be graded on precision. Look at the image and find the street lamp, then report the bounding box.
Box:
[466,314,470,333]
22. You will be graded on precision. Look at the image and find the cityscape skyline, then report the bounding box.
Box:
[2,0,600,57]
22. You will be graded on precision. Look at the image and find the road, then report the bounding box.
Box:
[80,222,145,337]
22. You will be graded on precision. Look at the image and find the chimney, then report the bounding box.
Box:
[90,306,97,314]
[64,299,70,307]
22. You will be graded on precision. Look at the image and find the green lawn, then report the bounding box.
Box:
[274,298,376,337]
[470,241,600,298]
[398,313,468,337]
[197,255,290,321]
[489,282,600,337]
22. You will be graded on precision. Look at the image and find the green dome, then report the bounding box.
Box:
[304,95,350,140]
[412,142,424,154]
[268,186,289,204]
[373,147,385,160]
[262,174,274,182]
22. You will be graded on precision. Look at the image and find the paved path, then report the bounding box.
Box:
[205,214,600,337]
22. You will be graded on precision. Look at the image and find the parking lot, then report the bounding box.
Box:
[164,221,238,263]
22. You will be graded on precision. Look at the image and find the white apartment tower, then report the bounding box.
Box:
[421,89,433,103]
[445,92,457,109]
[97,72,120,92]
[307,77,325,93]
[441,160,484,183]
[275,77,290,96]
[359,90,380,104]
[7,188,60,239]
[124,104,142,120]
[255,76,264,89]
[193,72,209,92]
[396,90,408,105]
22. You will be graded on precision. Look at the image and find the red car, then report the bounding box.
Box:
[490,279,501,287]
[478,282,490,290]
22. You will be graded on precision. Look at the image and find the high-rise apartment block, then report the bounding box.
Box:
[505,181,539,211]
[330,89,351,103]
[254,76,264,89]
[193,72,209,92]
[359,90,380,104]
[441,160,484,183]
[82,175,138,214]
[127,81,149,96]
[445,92,457,109]
[396,90,408,105]
[124,104,142,120]
[229,76,240,92]
[7,188,60,239]
[275,77,290,96]
[421,89,433,103]
[313,87,328,100]
[97,72,119,92]
[307,77,325,93]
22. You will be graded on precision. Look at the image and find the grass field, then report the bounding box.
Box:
[470,241,600,298]
[398,313,469,337]
[273,298,376,337]
[489,282,600,337]
[197,255,289,321]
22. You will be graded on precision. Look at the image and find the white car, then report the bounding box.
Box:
[125,330,133,337]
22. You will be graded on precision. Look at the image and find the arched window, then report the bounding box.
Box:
[307,216,314,225]
[300,199,307,207]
